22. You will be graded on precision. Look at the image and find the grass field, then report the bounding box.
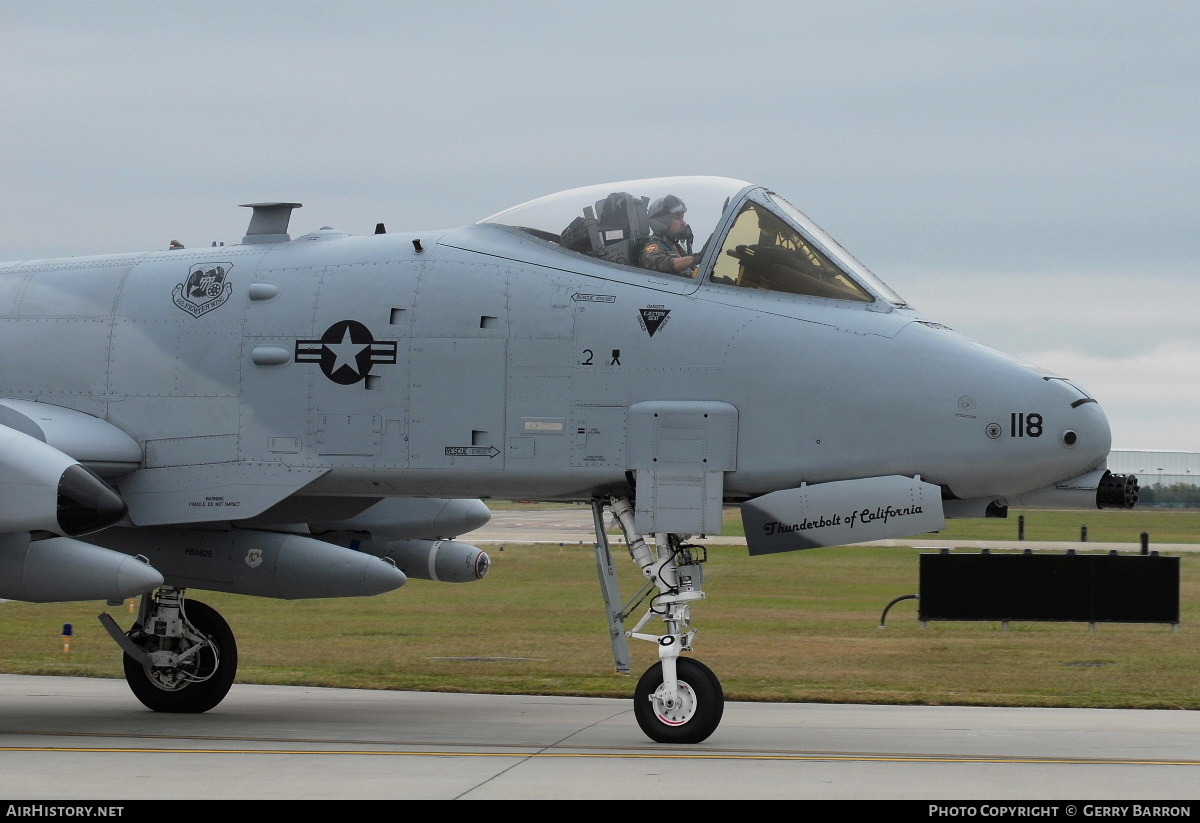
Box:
[1,508,1196,710]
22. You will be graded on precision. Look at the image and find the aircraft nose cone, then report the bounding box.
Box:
[1062,395,1112,472]
[56,464,128,536]
[1021,377,1115,491]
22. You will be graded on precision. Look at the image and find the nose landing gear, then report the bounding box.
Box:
[592,496,725,744]
[634,657,724,743]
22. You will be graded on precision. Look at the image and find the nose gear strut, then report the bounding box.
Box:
[591,496,724,743]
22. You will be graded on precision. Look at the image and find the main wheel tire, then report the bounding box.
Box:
[122,599,238,713]
[633,657,724,744]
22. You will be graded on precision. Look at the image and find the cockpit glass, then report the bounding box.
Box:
[479,176,750,275]
[479,178,907,307]
[764,192,908,307]
[710,200,875,303]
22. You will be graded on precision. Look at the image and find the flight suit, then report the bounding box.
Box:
[637,232,693,276]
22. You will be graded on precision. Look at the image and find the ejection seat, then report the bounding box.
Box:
[559,191,651,267]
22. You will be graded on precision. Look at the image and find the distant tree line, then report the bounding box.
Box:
[1137,483,1200,508]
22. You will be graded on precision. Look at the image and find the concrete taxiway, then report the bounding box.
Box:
[3,512,1195,800]
[1,674,1198,800]
[468,506,1197,552]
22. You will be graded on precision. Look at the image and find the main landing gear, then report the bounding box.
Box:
[592,496,724,744]
[99,586,238,713]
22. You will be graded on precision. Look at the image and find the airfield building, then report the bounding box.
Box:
[1108,450,1200,488]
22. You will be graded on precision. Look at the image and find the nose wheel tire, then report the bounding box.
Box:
[122,599,238,714]
[634,657,724,744]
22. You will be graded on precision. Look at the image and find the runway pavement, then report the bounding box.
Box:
[2,673,1199,800]
[3,511,1196,801]
[466,506,1198,553]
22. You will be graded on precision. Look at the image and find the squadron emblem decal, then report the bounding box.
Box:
[173,262,233,317]
[295,320,398,385]
[638,306,671,337]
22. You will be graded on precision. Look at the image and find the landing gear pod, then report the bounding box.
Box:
[0,426,127,537]
[309,498,492,540]
[57,465,128,535]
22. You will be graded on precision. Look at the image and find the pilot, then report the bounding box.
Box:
[638,195,699,276]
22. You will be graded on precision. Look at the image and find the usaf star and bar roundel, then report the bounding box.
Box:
[295,320,398,385]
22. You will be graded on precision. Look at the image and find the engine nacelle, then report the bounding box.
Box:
[355,538,490,583]
[0,426,127,536]
[83,527,407,599]
[0,534,163,602]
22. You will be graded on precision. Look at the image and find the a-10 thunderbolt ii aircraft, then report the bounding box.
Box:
[0,176,1137,744]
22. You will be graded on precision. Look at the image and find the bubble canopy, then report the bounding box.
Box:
[480,176,749,255]
[479,176,906,307]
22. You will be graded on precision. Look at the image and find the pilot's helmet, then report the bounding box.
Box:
[648,195,687,236]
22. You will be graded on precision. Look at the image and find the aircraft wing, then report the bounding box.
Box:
[115,462,327,526]
[0,399,161,601]
[0,397,328,528]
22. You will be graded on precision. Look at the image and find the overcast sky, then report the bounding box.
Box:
[1,1,1196,451]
